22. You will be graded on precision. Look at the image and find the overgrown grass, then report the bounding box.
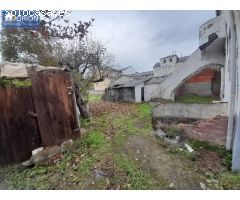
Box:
[88,94,102,103]
[189,140,232,170]
[175,94,219,104]
[114,154,158,189]
[219,172,240,189]
[0,101,157,189]
[85,130,105,149]
[138,103,152,117]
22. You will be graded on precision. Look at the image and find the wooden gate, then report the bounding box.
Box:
[0,86,41,165]
[0,70,80,165]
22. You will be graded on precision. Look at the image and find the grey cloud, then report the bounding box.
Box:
[70,10,215,72]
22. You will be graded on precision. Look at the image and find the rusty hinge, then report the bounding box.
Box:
[67,85,73,95]
[27,111,38,118]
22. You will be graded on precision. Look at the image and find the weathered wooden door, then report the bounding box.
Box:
[0,86,41,165]
[30,70,80,146]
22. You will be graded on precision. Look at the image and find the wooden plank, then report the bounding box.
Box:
[29,71,55,146]
[41,70,78,145]
[0,85,41,165]
[69,74,81,137]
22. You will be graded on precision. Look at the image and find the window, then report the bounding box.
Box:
[169,58,172,62]
[216,10,222,16]
[163,59,166,63]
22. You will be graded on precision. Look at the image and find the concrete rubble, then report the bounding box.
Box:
[22,139,73,166]
[184,144,194,153]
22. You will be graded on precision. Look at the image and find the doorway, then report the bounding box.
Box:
[141,87,145,102]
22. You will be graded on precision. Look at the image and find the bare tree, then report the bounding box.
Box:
[59,39,115,118]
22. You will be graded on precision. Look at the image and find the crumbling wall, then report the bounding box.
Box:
[176,69,220,97]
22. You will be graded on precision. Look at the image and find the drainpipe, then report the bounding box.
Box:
[226,11,237,151]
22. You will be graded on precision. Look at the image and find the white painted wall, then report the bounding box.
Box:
[153,55,178,77]
[222,12,232,102]
[135,83,144,102]
[144,84,160,101]
[232,10,240,170]
[199,14,225,46]
[153,103,228,119]
[160,55,178,67]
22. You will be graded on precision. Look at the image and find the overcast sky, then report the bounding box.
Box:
[70,10,215,72]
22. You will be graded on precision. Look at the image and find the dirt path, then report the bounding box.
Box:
[125,134,207,189]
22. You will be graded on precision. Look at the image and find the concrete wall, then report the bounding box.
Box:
[153,65,176,77]
[153,55,178,77]
[177,82,212,96]
[199,14,225,46]
[231,11,240,170]
[153,103,228,120]
[144,84,160,101]
[160,55,178,67]
[135,83,144,102]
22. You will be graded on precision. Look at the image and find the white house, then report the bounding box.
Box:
[145,54,189,101]
[153,55,188,77]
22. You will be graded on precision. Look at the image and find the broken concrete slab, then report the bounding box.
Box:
[24,146,64,166]
[164,137,179,145]
[61,139,73,150]
[185,143,194,153]
[155,129,166,139]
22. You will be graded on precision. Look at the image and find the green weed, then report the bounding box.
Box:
[175,94,218,104]
[84,130,105,149]
[190,140,232,169]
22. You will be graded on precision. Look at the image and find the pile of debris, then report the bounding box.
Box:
[22,140,73,166]
[89,101,136,117]
[155,127,194,153]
